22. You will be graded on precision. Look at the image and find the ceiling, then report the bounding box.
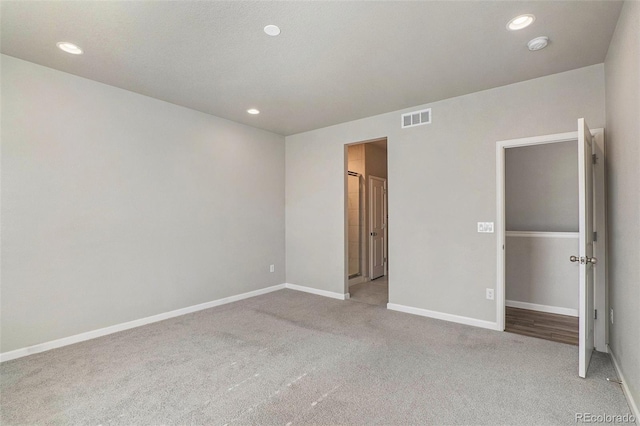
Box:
[1,1,623,136]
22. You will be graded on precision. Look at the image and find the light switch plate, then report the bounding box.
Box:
[478,222,494,233]
[486,288,495,300]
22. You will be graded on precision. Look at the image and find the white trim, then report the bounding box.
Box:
[387,303,501,331]
[0,284,286,363]
[592,129,607,352]
[506,300,578,317]
[284,283,349,300]
[496,131,578,149]
[496,137,507,331]
[608,345,640,423]
[505,231,579,239]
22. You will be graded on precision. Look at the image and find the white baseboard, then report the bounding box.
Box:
[506,300,578,317]
[608,345,640,423]
[1,283,502,363]
[284,283,349,300]
[387,303,501,331]
[0,284,286,363]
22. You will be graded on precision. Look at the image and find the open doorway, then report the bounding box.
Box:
[496,120,606,378]
[503,140,581,345]
[345,138,388,306]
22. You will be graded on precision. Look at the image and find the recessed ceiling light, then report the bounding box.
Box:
[507,14,535,31]
[527,36,549,51]
[56,42,83,55]
[264,25,281,36]
[247,108,260,115]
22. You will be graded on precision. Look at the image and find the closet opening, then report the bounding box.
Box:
[496,120,607,378]
[503,140,581,345]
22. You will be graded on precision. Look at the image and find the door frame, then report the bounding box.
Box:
[369,175,387,279]
[495,128,606,350]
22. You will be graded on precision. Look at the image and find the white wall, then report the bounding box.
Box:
[604,0,640,411]
[1,55,286,353]
[286,64,605,323]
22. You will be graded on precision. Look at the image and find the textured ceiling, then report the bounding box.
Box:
[0,1,623,136]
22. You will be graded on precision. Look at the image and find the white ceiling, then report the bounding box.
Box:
[1,1,623,136]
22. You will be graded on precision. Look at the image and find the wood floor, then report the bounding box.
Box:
[505,307,579,345]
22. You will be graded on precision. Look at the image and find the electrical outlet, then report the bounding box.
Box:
[610,308,614,324]
[477,222,485,232]
[269,264,275,273]
[486,288,494,300]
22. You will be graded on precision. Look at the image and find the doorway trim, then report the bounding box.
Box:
[495,128,606,350]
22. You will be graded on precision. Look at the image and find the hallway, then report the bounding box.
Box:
[349,276,388,306]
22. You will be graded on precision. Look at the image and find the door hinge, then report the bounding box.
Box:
[593,231,597,242]
[595,309,598,320]
[592,154,598,164]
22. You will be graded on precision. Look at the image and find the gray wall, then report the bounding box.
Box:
[286,64,605,322]
[505,141,578,232]
[1,55,286,353]
[604,0,640,410]
[505,236,578,311]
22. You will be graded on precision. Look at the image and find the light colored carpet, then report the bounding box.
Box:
[349,276,388,306]
[0,289,632,425]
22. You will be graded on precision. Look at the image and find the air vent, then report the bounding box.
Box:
[401,108,431,128]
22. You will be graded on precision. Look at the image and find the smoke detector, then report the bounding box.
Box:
[527,36,549,51]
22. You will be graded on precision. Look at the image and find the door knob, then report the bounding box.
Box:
[586,257,597,264]
[570,255,580,263]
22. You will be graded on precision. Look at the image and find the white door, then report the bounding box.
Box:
[369,176,386,280]
[576,118,596,378]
